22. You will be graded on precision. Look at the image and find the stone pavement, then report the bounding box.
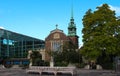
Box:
[76,69,119,76]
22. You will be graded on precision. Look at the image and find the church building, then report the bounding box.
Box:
[45,9,79,61]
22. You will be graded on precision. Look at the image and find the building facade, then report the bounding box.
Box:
[45,11,79,61]
[45,26,70,61]
[0,28,45,59]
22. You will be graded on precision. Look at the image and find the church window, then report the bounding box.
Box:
[52,41,62,51]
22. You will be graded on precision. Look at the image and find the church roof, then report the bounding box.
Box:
[50,24,63,34]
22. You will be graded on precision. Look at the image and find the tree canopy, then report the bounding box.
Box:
[81,4,120,62]
[53,42,82,66]
[30,51,43,66]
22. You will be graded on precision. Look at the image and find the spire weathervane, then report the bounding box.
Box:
[56,24,58,29]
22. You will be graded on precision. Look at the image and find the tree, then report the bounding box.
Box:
[30,51,42,66]
[54,41,82,66]
[81,4,120,66]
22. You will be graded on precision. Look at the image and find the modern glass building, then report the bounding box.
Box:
[0,28,45,58]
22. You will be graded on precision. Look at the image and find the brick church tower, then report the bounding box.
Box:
[68,7,79,48]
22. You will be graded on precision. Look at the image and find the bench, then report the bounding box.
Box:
[57,67,76,76]
[26,66,43,75]
[42,67,57,75]
[26,66,76,76]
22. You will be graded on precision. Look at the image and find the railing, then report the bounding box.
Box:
[26,66,77,76]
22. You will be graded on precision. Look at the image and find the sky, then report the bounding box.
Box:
[0,0,120,46]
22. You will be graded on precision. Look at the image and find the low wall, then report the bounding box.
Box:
[84,65,102,70]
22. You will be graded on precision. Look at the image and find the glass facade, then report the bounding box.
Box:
[0,28,45,58]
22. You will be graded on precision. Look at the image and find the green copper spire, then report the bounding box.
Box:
[68,5,77,36]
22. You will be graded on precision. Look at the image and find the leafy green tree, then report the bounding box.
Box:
[81,4,120,66]
[54,42,82,66]
[30,51,42,66]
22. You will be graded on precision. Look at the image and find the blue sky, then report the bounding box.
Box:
[0,0,120,46]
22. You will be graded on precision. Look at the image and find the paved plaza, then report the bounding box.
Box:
[0,68,119,76]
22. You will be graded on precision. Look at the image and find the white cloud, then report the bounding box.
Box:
[109,5,120,15]
[0,26,5,29]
